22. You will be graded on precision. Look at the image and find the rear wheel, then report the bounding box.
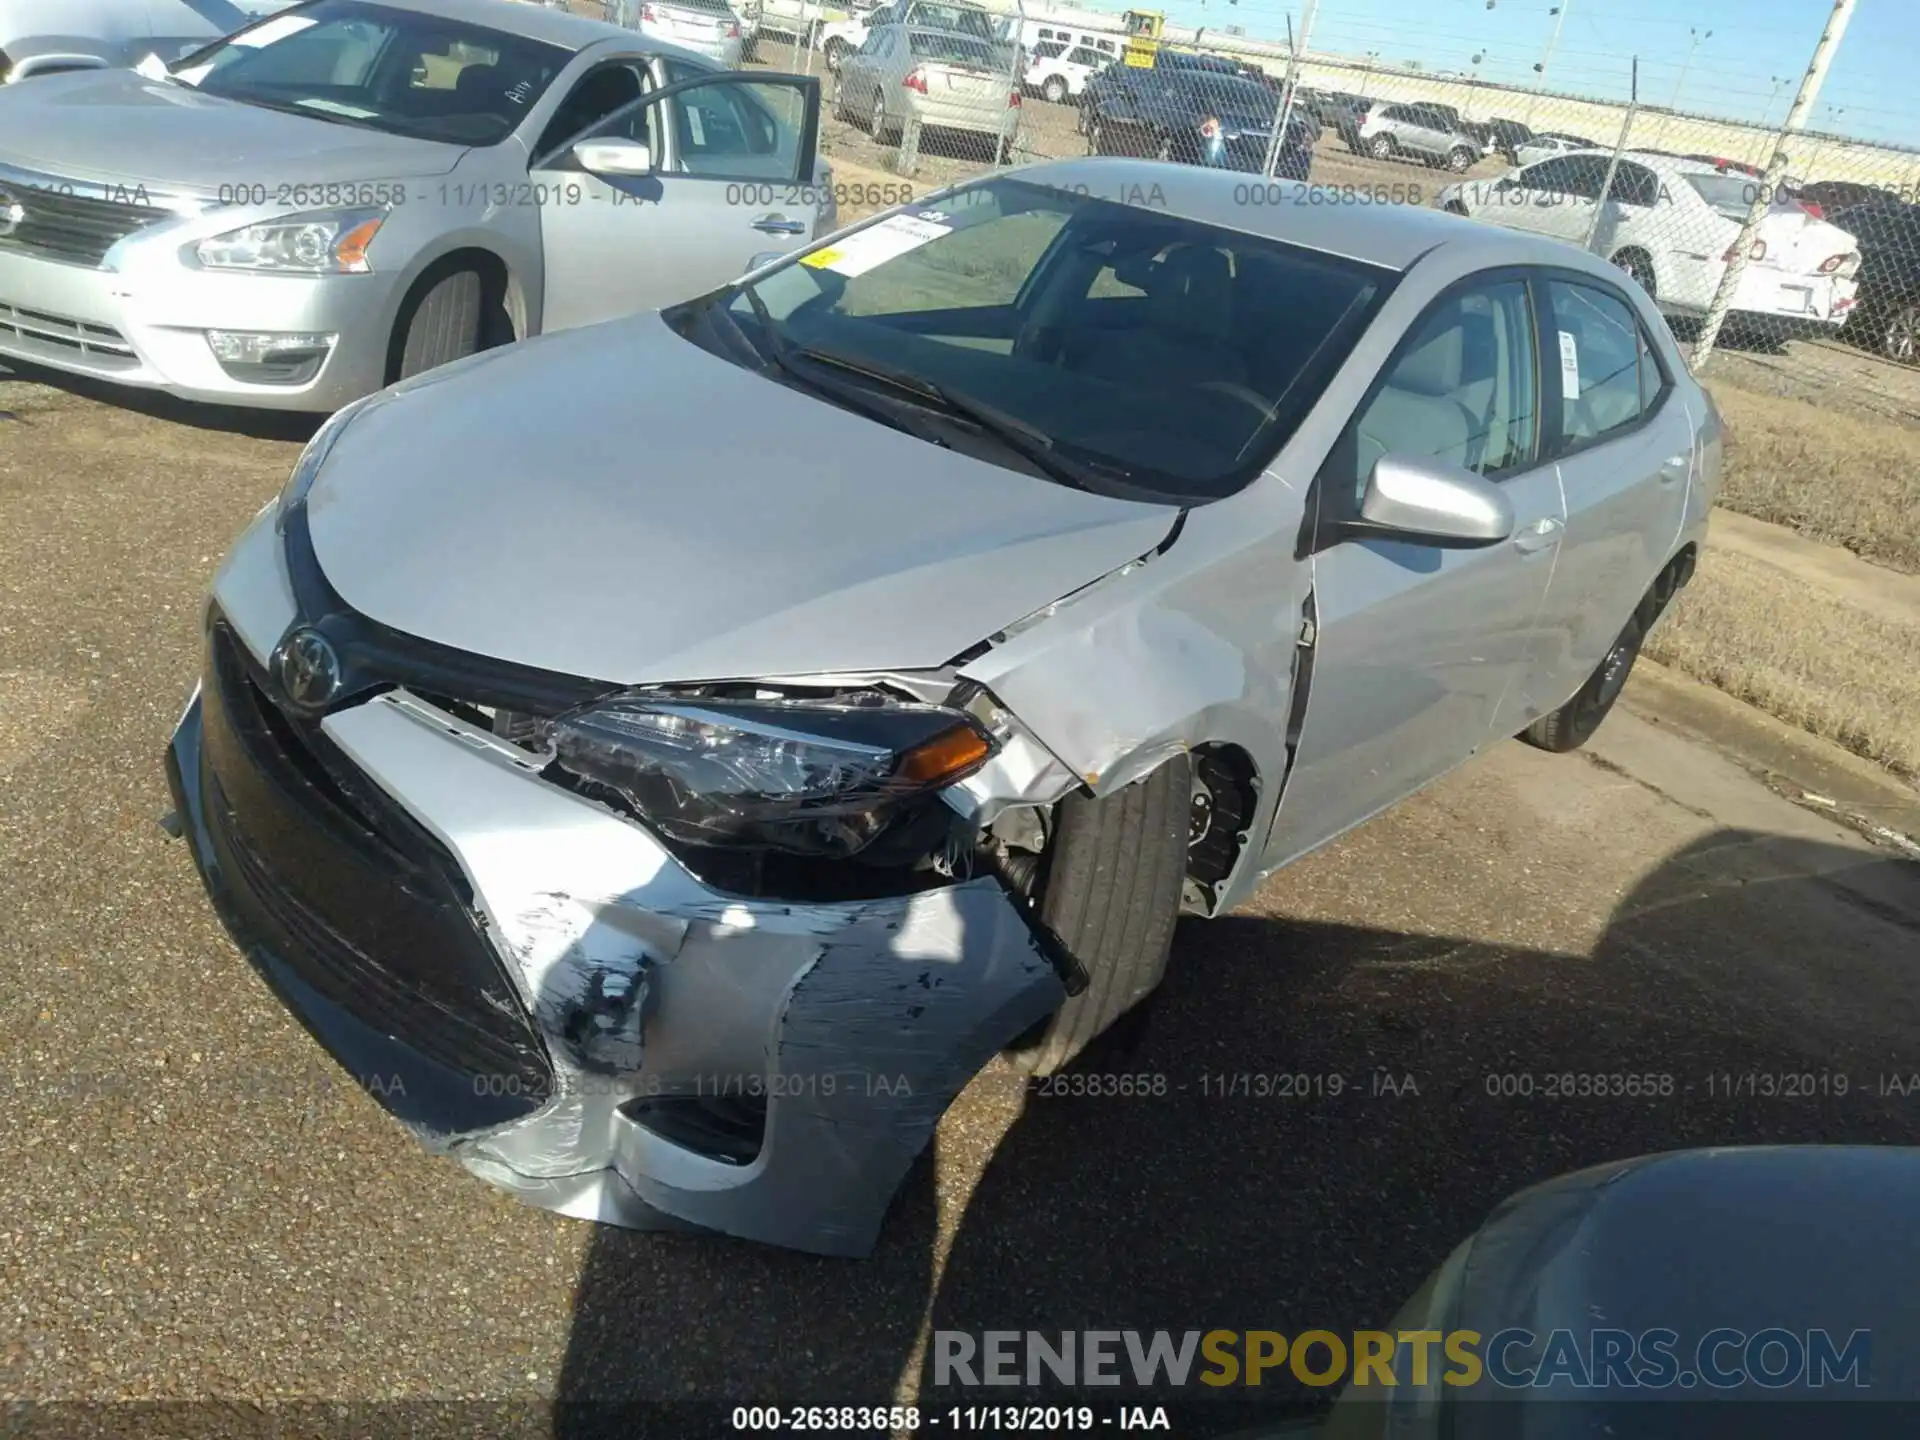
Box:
[1520,606,1650,753]
[1043,75,1068,104]
[824,37,850,73]
[1005,757,1191,1077]
[869,90,895,144]
[1613,249,1658,299]
[391,266,485,383]
[1368,133,1394,160]
[1882,301,1920,365]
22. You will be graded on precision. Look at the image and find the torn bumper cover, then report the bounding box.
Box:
[165,623,1066,1258]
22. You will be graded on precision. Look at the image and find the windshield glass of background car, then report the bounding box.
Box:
[908,30,994,65]
[909,3,992,37]
[1686,173,1793,220]
[181,0,569,145]
[719,179,1386,502]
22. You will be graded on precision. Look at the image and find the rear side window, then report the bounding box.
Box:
[1543,279,1665,448]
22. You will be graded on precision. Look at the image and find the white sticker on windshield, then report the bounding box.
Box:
[231,13,316,47]
[687,103,707,148]
[800,213,953,276]
[1558,329,1581,397]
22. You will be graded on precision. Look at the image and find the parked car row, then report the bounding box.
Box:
[1079,56,1316,178]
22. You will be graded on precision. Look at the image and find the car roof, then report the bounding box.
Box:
[365,0,629,50]
[1004,157,1582,272]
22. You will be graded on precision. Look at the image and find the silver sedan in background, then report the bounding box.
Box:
[834,22,1020,160]
[0,0,829,411]
[166,158,1722,1256]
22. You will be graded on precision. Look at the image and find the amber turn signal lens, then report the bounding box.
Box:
[334,218,384,273]
[896,723,992,786]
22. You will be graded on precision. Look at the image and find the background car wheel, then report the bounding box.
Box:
[1005,756,1191,1077]
[391,265,489,383]
[1368,134,1393,160]
[1447,146,1473,172]
[1520,606,1650,753]
[1043,75,1068,104]
[1882,302,1920,365]
[1613,249,1658,299]
[824,37,849,73]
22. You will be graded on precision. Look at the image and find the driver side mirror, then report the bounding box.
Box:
[1346,452,1514,547]
[572,138,653,176]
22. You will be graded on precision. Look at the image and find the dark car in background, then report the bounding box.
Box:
[1461,114,1532,161]
[1797,178,1896,219]
[1085,68,1316,177]
[1828,195,1920,363]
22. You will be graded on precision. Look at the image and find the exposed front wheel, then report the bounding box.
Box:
[1520,608,1649,753]
[1004,756,1191,1077]
[1447,146,1473,172]
[1043,75,1068,104]
[391,267,485,383]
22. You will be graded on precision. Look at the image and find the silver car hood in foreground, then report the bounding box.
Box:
[0,69,464,188]
[306,313,1181,685]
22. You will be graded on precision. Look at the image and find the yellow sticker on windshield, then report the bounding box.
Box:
[801,247,843,268]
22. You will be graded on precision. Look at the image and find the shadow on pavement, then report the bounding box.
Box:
[553,828,1920,1433]
[0,358,323,442]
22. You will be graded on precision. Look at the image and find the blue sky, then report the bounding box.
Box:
[1153,0,1915,146]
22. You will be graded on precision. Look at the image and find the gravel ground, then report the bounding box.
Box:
[3,358,1920,1435]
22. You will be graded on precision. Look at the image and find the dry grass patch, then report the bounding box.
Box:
[1645,547,1920,782]
[1707,381,1920,575]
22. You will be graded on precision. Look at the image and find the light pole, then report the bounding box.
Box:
[1523,3,1570,128]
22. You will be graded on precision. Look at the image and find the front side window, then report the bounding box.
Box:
[1340,278,1540,504]
[569,75,807,180]
[687,178,1390,502]
[1544,280,1648,447]
[178,0,569,145]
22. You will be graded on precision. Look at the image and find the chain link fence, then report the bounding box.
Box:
[673,0,1920,384]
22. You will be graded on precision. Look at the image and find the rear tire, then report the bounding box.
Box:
[1005,757,1191,1077]
[1368,133,1393,160]
[869,90,895,144]
[1882,301,1920,365]
[825,37,849,74]
[392,267,484,383]
[1613,249,1658,299]
[1520,606,1650,753]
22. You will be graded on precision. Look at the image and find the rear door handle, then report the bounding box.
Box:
[1659,452,1690,484]
[750,214,808,235]
[1512,515,1563,554]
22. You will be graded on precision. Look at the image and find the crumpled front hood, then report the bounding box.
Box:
[304,313,1180,685]
[0,70,464,190]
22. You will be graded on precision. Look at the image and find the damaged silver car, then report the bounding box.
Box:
[165,158,1721,1256]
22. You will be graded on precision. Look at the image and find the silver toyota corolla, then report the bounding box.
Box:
[0,0,831,410]
[165,158,1722,1256]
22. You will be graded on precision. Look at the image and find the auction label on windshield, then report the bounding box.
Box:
[801,213,953,277]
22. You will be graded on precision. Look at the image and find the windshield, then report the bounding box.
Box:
[906,3,993,39]
[178,0,571,145]
[908,30,995,65]
[1203,76,1279,116]
[1686,172,1793,220]
[684,178,1390,504]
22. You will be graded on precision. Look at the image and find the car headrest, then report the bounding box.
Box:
[1146,244,1235,336]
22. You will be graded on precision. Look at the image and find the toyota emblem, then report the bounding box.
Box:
[273,627,342,710]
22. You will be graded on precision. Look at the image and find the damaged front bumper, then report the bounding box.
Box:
[166,620,1066,1258]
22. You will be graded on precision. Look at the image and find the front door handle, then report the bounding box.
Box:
[1659,453,1690,484]
[1512,515,1563,554]
[750,214,808,235]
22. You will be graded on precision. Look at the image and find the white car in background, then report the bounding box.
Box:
[1440,150,1863,328]
[0,0,296,81]
[1512,131,1601,167]
[1023,37,1105,105]
[608,0,746,66]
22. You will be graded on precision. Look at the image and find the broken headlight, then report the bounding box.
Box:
[541,694,993,859]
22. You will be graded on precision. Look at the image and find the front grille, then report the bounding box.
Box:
[0,185,172,266]
[0,301,136,365]
[200,622,554,1109]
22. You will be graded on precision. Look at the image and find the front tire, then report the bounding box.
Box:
[1520,607,1649,753]
[1005,756,1191,1077]
[391,267,484,383]
[824,37,850,73]
[1043,75,1068,104]
[1446,146,1473,172]
[1613,249,1658,299]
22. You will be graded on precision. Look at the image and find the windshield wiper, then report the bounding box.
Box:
[783,341,1123,497]
[733,285,951,448]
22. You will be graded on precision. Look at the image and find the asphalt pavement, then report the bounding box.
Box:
[3,369,1919,1434]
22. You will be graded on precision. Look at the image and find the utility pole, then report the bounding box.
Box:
[1523,1,1570,128]
[1263,0,1319,178]
[1694,0,1857,369]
